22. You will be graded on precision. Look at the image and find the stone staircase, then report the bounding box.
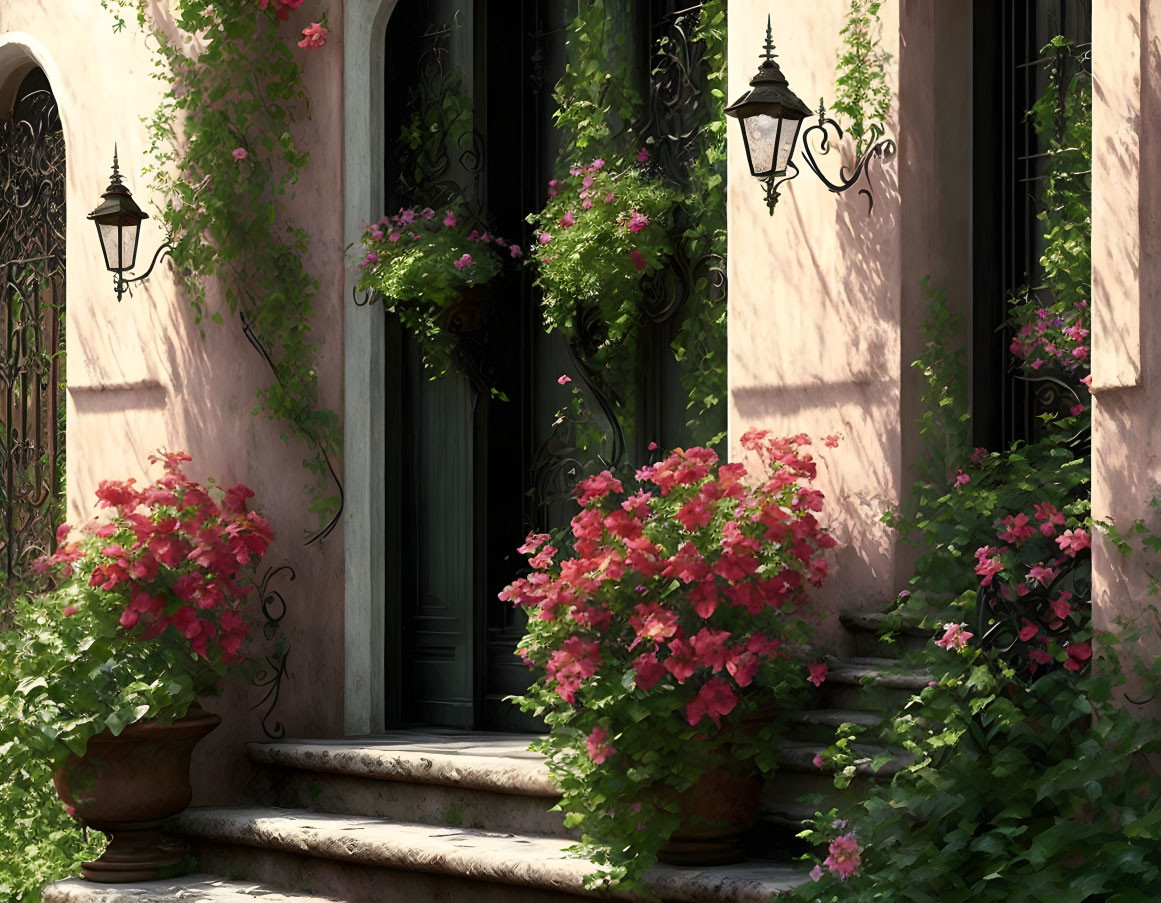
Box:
[42,610,935,903]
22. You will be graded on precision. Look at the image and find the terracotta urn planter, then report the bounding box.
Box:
[655,755,765,866]
[53,706,221,882]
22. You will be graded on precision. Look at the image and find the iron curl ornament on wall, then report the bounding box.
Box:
[726,16,896,215]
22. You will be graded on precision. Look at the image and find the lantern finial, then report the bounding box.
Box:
[762,15,776,62]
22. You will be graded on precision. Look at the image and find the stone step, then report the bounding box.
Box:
[819,659,932,711]
[771,739,910,803]
[246,733,567,837]
[172,806,809,903]
[784,708,884,743]
[42,875,344,903]
[839,610,938,658]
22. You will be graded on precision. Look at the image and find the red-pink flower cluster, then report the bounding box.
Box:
[1009,302,1090,377]
[35,451,272,665]
[502,434,837,733]
[258,0,304,22]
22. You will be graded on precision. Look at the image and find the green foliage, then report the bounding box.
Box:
[794,627,1161,901]
[832,0,892,155]
[100,1,340,530]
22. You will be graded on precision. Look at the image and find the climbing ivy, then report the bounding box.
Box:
[100,1,341,537]
[832,0,891,155]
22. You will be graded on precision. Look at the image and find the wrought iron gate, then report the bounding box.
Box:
[0,70,66,584]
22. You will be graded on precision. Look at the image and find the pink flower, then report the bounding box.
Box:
[586,726,615,764]
[999,513,1036,545]
[955,471,971,487]
[685,677,738,726]
[604,191,616,204]
[1081,374,1093,388]
[591,158,605,169]
[1050,591,1073,621]
[557,374,572,385]
[627,211,649,233]
[825,833,862,880]
[443,210,457,228]
[388,232,401,243]
[370,229,384,240]
[807,662,828,687]
[627,249,648,271]
[62,605,78,617]
[1056,528,1091,557]
[1033,502,1066,536]
[648,441,659,451]
[812,754,825,769]
[824,434,840,448]
[1064,642,1093,672]
[935,623,973,650]
[810,865,824,882]
[297,21,328,49]
[510,245,524,259]
[559,210,576,228]
[453,253,475,270]
[421,208,435,220]
[582,175,595,190]
[637,148,649,162]
[360,252,379,267]
[539,232,553,245]
[548,179,561,197]
[971,446,988,465]
[582,197,593,209]
[1070,403,1086,416]
[231,147,249,161]
[1027,564,1057,586]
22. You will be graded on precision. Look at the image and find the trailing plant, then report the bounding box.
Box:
[832,0,892,155]
[100,0,341,536]
[357,206,520,383]
[502,430,839,889]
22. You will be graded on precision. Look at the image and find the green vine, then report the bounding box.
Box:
[832,0,891,155]
[100,1,340,536]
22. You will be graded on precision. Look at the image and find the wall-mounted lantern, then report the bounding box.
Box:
[726,17,896,215]
[88,147,172,301]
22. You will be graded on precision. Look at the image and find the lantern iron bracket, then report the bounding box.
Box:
[763,102,897,215]
[113,237,174,301]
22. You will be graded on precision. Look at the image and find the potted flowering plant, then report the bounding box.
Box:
[501,430,838,887]
[356,206,521,382]
[0,450,272,882]
[528,154,681,341]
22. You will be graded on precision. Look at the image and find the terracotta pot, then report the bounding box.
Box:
[655,754,765,866]
[53,706,221,883]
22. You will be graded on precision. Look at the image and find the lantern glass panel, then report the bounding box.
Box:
[741,113,784,177]
[97,220,138,272]
[775,118,802,174]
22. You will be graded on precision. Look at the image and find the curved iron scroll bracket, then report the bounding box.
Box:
[113,239,174,302]
[251,564,295,739]
[765,108,897,216]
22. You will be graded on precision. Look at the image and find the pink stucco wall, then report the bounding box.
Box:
[1092,1,1161,691]
[726,0,972,652]
[0,0,347,802]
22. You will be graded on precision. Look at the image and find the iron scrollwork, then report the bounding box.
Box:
[250,564,295,739]
[766,103,897,215]
[0,79,66,584]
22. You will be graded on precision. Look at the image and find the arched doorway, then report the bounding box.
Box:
[0,67,66,587]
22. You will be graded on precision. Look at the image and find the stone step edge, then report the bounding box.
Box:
[839,610,940,636]
[248,740,560,798]
[825,661,933,690]
[43,874,344,903]
[173,806,808,903]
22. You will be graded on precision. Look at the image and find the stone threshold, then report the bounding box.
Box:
[248,730,558,797]
[43,875,345,903]
[173,806,808,902]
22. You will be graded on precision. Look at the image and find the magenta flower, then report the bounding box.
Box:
[559,210,576,228]
[582,174,595,190]
[627,211,649,233]
[443,210,457,228]
[935,623,973,651]
[647,441,658,451]
[807,662,828,687]
[539,232,553,245]
[812,753,824,769]
[453,253,475,270]
[557,374,572,385]
[604,191,616,204]
[370,229,384,241]
[231,147,249,161]
[297,21,328,50]
[954,471,971,487]
[1056,528,1091,556]
[548,179,561,197]
[637,147,649,162]
[591,158,605,170]
[1027,564,1058,586]
[825,834,862,881]
[360,251,379,267]
[399,209,417,224]
[510,245,524,259]
[627,249,647,271]
[582,198,593,210]
[387,232,401,243]
[585,726,615,764]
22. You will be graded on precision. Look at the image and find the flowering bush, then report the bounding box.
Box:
[356,207,519,380]
[528,156,680,341]
[502,430,838,886]
[4,451,271,765]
